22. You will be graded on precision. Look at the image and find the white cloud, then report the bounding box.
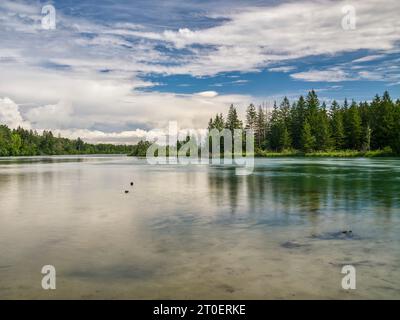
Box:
[358,71,383,81]
[268,66,296,73]
[1,0,400,144]
[130,0,400,75]
[196,91,218,98]
[352,55,385,63]
[51,127,209,145]
[290,68,352,82]
[25,101,76,129]
[0,97,31,129]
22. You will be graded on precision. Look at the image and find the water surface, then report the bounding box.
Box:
[0,156,399,299]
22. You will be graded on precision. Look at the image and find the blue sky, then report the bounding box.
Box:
[0,0,399,143]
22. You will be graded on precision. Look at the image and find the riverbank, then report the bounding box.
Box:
[255,148,397,158]
[129,147,398,158]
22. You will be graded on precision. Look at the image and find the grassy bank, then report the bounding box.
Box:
[255,147,397,158]
[134,147,398,158]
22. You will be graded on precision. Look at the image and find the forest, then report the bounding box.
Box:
[1,90,399,157]
[206,90,400,156]
[0,125,135,156]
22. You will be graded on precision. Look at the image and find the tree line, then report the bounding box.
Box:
[207,90,400,154]
[1,90,399,157]
[0,125,134,156]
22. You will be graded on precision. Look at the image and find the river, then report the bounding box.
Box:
[0,156,399,299]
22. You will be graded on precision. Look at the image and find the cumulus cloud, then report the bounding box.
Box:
[52,127,209,145]
[129,0,400,75]
[25,101,76,129]
[1,0,399,144]
[0,97,31,129]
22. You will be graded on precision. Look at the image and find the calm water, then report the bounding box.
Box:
[0,156,399,299]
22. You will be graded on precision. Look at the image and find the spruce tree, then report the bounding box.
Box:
[344,101,362,150]
[255,105,267,148]
[329,100,345,149]
[225,104,242,131]
[300,120,315,152]
[290,96,306,150]
[245,103,257,130]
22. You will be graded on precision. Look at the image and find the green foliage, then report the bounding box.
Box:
[255,105,267,148]
[245,103,257,130]
[344,101,362,149]
[329,100,345,149]
[130,140,152,157]
[300,120,315,153]
[225,104,243,131]
[0,125,134,156]
[2,90,399,158]
[203,90,400,156]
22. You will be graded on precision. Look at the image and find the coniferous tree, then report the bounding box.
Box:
[279,125,291,151]
[305,90,320,150]
[280,97,291,129]
[255,105,267,148]
[212,113,225,131]
[208,117,214,131]
[267,102,280,151]
[300,120,315,153]
[329,100,345,150]
[314,102,331,150]
[344,101,362,149]
[245,103,257,131]
[290,96,306,150]
[225,104,242,131]
[361,124,372,151]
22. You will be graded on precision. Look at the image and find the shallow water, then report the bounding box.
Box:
[0,156,399,299]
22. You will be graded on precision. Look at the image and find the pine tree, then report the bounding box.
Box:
[290,96,306,150]
[255,105,267,148]
[300,120,315,152]
[305,90,320,150]
[344,101,362,150]
[279,125,291,151]
[329,100,345,149]
[361,124,372,151]
[212,113,225,131]
[314,102,330,150]
[267,102,280,151]
[245,103,257,130]
[208,117,214,131]
[225,104,242,131]
[280,97,291,128]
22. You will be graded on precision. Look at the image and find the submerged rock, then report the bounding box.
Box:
[311,230,360,240]
[281,241,310,249]
[342,230,352,234]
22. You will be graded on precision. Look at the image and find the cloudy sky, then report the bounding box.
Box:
[0,0,399,143]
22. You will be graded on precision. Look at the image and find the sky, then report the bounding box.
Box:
[0,0,399,144]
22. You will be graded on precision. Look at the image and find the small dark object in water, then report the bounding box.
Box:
[130,182,134,186]
[311,230,359,240]
[281,241,309,249]
[124,190,129,194]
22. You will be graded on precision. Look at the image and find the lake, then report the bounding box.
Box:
[0,156,399,299]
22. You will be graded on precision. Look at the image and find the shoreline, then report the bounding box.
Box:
[0,150,398,159]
